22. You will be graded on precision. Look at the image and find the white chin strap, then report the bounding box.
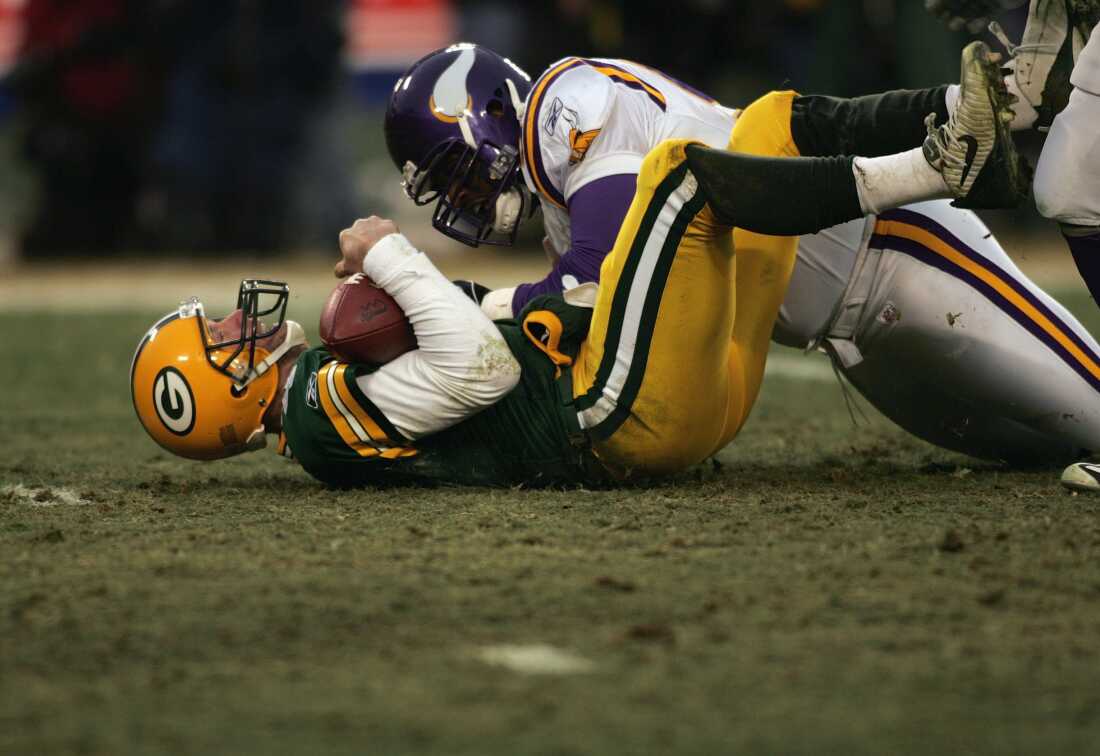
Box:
[244,427,269,452]
[235,319,308,390]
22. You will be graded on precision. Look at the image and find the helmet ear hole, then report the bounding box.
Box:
[230,385,247,398]
[486,99,504,118]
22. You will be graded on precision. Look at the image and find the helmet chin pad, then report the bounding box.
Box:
[492,187,526,235]
[245,427,268,452]
[236,319,307,390]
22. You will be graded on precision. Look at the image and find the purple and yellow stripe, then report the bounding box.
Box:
[522,57,585,209]
[522,58,668,209]
[872,208,1100,393]
[579,59,667,111]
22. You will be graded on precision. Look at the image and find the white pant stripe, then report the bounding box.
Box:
[578,170,699,430]
[325,365,381,450]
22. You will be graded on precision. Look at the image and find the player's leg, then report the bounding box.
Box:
[571,69,1028,475]
[1034,22,1100,302]
[720,92,807,437]
[830,200,1100,463]
[570,139,741,476]
[790,86,951,158]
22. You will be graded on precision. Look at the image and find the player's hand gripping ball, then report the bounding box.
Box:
[323,215,417,364]
[319,273,417,365]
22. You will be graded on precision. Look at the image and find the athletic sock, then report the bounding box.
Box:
[852,148,951,215]
[685,145,864,235]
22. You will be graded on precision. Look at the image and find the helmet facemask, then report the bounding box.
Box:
[402,137,534,247]
[201,280,301,390]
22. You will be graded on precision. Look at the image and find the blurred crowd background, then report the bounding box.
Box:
[0,0,1038,262]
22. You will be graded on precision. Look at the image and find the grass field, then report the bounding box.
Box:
[4,259,1100,755]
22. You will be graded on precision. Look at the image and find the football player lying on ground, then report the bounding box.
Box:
[1031,15,1100,487]
[926,2,1100,486]
[386,6,1100,466]
[131,88,1037,486]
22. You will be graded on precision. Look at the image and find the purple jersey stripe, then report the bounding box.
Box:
[879,207,1100,365]
[870,231,1100,394]
[578,59,668,111]
[522,58,584,208]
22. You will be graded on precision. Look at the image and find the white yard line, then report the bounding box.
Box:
[475,643,595,675]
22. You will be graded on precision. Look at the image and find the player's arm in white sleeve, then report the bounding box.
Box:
[481,64,644,318]
[335,219,521,440]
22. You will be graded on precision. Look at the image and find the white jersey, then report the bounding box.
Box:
[519,57,738,254]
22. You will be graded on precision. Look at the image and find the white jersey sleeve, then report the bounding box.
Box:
[520,57,737,214]
[356,233,521,440]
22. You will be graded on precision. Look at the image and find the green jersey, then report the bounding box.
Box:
[280,299,606,487]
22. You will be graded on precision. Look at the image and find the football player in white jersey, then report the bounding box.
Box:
[385,16,1100,467]
[927,1,1100,483]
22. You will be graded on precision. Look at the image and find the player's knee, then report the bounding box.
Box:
[730,90,799,158]
[1033,156,1072,221]
[1034,162,1100,224]
[1033,96,1100,224]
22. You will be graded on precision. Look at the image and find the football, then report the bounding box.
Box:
[319,273,417,365]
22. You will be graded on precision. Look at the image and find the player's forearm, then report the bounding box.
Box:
[506,173,637,315]
[510,249,604,314]
[362,233,521,438]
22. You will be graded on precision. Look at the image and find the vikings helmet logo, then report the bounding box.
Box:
[429,46,476,123]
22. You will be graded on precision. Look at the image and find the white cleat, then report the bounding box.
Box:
[989,0,1099,128]
[1060,461,1100,491]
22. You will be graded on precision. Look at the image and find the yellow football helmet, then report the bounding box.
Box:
[130,280,306,460]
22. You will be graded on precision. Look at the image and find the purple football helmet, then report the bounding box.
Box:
[385,43,535,247]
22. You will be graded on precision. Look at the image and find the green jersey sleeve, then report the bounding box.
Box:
[281,327,608,488]
[280,347,419,485]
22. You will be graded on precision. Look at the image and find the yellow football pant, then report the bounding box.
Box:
[571,90,802,477]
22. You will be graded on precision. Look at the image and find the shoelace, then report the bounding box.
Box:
[829,355,869,428]
[988,19,1060,111]
[988,20,1060,58]
[923,112,967,173]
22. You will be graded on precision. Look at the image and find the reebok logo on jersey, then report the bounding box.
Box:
[544,97,564,134]
[959,135,979,186]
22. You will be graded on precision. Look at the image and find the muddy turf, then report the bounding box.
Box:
[4,293,1100,756]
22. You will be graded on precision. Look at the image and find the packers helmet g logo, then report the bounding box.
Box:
[153,366,195,435]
